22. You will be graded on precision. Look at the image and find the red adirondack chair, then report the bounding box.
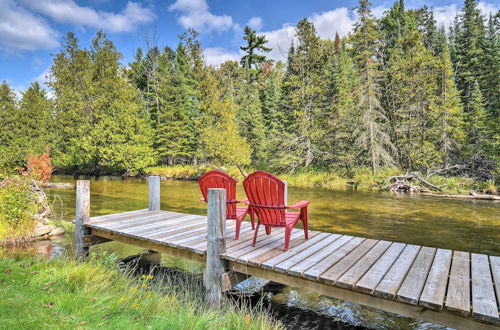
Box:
[198,170,253,239]
[243,171,309,251]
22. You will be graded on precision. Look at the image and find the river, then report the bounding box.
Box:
[11,175,500,329]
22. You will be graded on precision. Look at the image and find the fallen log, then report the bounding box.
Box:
[420,192,500,201]
[383,172,442,192]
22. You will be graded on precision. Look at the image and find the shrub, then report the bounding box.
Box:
[0,176,41,245]
[27,152,53,183]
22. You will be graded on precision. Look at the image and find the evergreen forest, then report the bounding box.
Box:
[0,0,498,181]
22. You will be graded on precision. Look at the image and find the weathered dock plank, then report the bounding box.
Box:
[80,207,500,329]
[287,235,353,277]
[336,240,392,289]
[374,244,420,298]
[320,239,378,285]
[356,242,405,294]
[445,251,471,315]
[419,249,453,310]
[397,246,436,304]
[471,253,499,323]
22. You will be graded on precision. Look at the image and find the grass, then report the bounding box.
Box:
[0,255,281,330]
[145,165,498,195]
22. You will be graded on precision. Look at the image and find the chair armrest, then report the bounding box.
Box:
[237,199,250,205]
[287,200,310,209]
[200,197,206,202]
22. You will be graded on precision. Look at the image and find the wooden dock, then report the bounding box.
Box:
[75,178,500,330]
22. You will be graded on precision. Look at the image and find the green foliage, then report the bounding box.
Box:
[240,26,271,69]
[1,0,498,183]
[198,69,251,166]
[0,83,23,171]
[50,32,156,175]
[0,177,40,244]
[0,257,281,329]
[350,0,395,174]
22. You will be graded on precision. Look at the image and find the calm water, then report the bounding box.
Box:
[11,175,498,330]
[47,175,500,255]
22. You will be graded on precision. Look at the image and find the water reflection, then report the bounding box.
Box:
[46,175,500,255]
[4,175,497,330]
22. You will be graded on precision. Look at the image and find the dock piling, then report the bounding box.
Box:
[205,188,227,308]
[75,180,90,259]
[149,176,160,211]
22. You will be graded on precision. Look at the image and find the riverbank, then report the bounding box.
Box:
[144,165,498,196]
[0,255,280,329]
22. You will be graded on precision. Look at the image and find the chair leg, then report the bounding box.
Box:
[265,225,271,235]
[284,227,292,251]
[250,208,255,230]
[235,219,241,240]
[301,207,309,239]
[252,223,260,247]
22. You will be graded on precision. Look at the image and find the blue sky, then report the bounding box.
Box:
[1,0,498,95]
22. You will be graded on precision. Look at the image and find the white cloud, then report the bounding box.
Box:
[247,17,263,31]
[204,47,240,66]
[310,8,356,39]
[432,2,498,29]
[34,66,52,86]
[263,24,296,62]
[478,2,499,18]
[263,8,356,62]
[169,0,234,32]
[0,0,59,52]
[434,4,458,28]
[19,0,155,33]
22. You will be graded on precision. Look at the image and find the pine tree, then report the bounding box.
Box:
[413,6,439,54]
[236,70,267,164]
[0,83,22,170]
[350,0,395,174]
[18,82,54,158]
[198,69,251,166]
[383,14,440,170]
[483,13,500,116]
[468,80,488,149]
[379,0,409,66]
[156,43,196,164]
[240,26,271,69]
[280,18,327,169]
[50,31,155,174]
[432,42,465,165]
[453,0,486,112]
[322,40,359,168]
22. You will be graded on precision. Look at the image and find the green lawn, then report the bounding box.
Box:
[0,256,280,329]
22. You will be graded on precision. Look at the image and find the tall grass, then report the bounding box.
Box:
[0,255,281,329]
[145,165,498,194]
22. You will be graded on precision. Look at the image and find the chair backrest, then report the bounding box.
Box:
[243,171,286,226]
[198,170,238,219]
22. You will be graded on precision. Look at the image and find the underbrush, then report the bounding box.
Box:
[144,165,247,181]
[0,176,41,245]
[0,255,281,329]
[144,165,498,194]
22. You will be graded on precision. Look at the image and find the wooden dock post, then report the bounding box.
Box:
[75,180,90,259]
[205,188,227,308]
[149,176,160,211]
